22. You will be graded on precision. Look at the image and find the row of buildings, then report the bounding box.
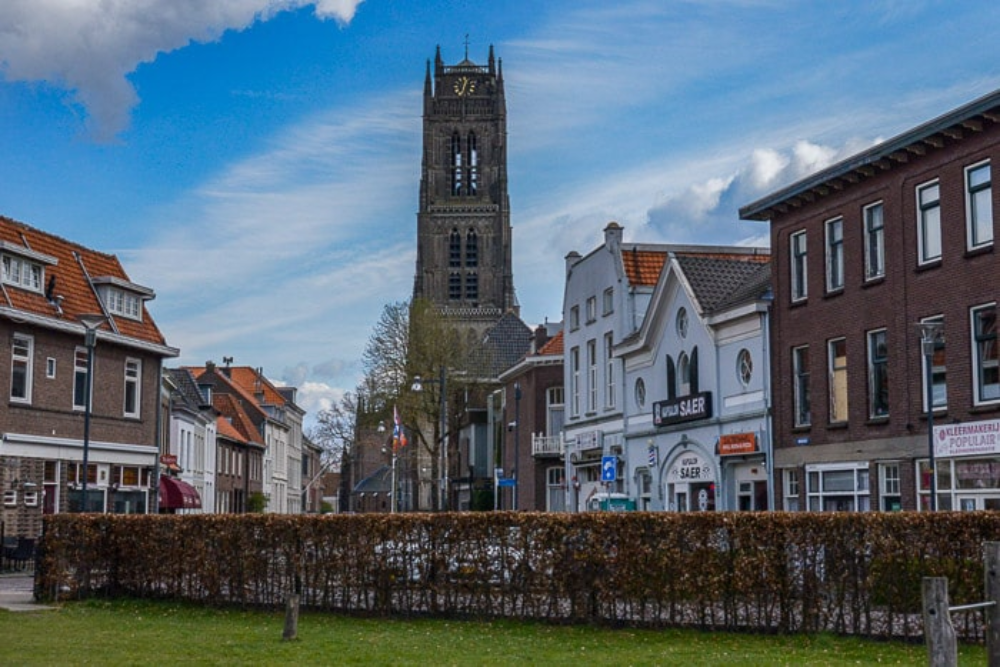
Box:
[495,88,1000,514]
[0,215,326,538]
[343,49,1000,517]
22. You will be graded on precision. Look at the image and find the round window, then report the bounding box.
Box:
[737,348,753,387]
[676,307,688,339]
[635,377,646,409]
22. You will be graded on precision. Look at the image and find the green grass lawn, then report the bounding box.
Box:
[0,599,986,665]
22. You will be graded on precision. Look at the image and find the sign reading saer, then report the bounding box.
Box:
[934,418,1000,458]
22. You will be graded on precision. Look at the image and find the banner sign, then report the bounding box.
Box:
[934,418,1000,458]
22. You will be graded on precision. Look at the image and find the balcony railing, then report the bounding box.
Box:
[531,433,564,457]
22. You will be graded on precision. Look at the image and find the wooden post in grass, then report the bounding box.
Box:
[282,593,300,641]
[923,577,957,667]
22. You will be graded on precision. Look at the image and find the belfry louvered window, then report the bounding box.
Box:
[449,229,462,267]
[451,132,463,195]
[465,230,478,267]
[467,132,478,195]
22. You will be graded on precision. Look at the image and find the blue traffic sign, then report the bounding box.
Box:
[601,455,617,482]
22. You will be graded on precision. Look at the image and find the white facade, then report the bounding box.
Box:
[617,250,772,512]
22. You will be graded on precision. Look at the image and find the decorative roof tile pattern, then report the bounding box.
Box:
[0,215,171,349]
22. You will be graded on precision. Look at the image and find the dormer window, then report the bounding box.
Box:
[2,255,42,291]
[92,276,154,322]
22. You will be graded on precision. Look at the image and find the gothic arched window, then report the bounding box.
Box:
[467,131,478,196]
[465,230,478,267]
[449,271,462,300]
[451,132,463,196]
[449,229,462,267]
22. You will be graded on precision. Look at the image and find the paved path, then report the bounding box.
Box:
[0,572,55,612]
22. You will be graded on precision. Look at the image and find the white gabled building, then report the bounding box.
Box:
[616,248,772,512]
[562,223,672,511]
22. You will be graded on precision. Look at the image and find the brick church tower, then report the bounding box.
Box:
[413,45,517,338]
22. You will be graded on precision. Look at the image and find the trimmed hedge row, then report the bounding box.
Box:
[36,511,1000,639]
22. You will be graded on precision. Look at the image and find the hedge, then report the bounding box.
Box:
[35,511,1000,640]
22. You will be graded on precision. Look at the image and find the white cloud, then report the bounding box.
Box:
[0,0,364,140]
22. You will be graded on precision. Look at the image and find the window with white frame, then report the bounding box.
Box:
[586,296,597,323]
[676,307,689,338]
[602,287,613,316]
[73,347,88,410]
[586,339,597,412]
[972,303,1000,403]
[806,463,870,512]
[546,386,564,437]
[1,255,43,292]
[879,463,901,511]
[3,491,16,506]
[10,333,32,403]
[790,230,808,302]
[867,329,889,419]
[46,357,56,379]
[783,469,800,511]
[825,217,844,292]
[570,305,580,331]
[570,346,580,417]
[104,286,142,320]
[921,315,947,410]
[966,160,993,249]
[864,202,885,281]
[917,180,942,264]
[793,345,810,427]
[546,467,566,512]
[124,358,141,418]
[604,333,615,409]
[828,338,849,423]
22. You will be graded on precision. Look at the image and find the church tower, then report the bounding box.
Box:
[413,45,517,336]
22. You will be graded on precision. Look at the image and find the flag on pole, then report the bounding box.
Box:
[392,404,408,451]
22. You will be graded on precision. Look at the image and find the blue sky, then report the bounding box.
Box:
[2,1,999,424]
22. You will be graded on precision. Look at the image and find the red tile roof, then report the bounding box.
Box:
[224,366,287,406]
[537,330,563,356]
[621,248,668,286]
[0,215,172,350]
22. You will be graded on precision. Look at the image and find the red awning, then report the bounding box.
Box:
[159,476,202,510]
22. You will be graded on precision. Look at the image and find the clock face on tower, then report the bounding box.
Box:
[453,76,476,97]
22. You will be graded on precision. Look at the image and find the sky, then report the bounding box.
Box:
[2,0,1000,427]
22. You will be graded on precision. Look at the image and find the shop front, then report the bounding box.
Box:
[662,441,717,512]
[923,418,1000,511]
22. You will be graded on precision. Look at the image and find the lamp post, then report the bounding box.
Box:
[412,368,448,511]
[513,382,521,510]
[78,313,107,512]
[377,420,398,514]
[918,320,944,511]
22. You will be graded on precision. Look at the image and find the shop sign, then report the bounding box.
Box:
[653,391,712,427]
[667,451,713,482]
[934,418,1000,458]
[719,432,757,456]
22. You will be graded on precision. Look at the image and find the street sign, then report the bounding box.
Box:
[601,455,617,482]
[498,478,516,487]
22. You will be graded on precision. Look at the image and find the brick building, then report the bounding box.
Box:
[0,216,177,537]
[741,89,1000,512]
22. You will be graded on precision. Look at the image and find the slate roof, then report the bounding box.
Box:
[0,215,174,353]
[474,310,534,378]
[212,393,264,446]
[165,368,208,410]
[674,253,771,314]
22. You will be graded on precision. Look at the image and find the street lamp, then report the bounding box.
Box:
[78,313,107,512]
[377,420,398,514]
[412,368,448,511]
[918,320,944,511]
[513,382,521,510]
